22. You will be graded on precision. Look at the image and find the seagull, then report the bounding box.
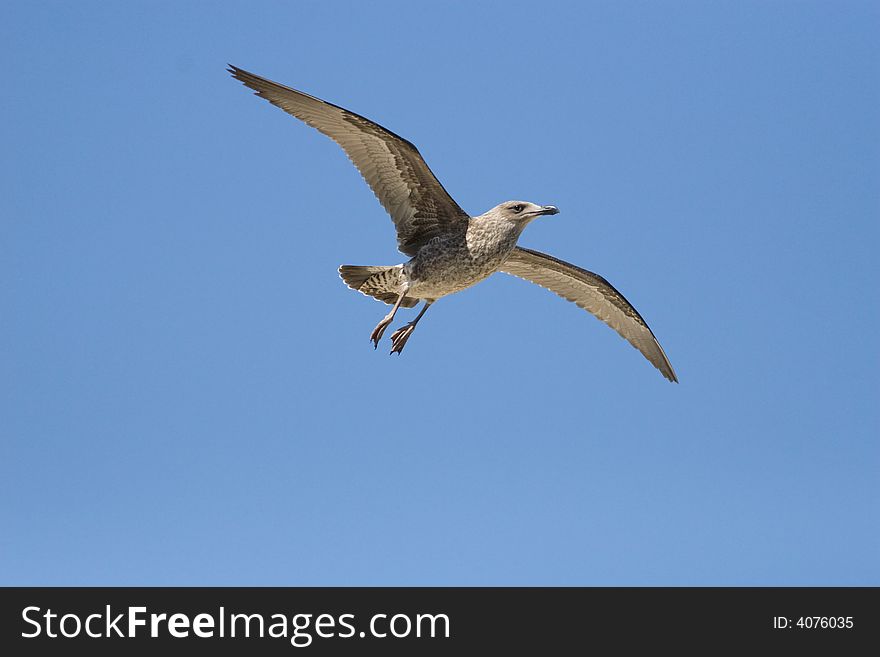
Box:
[229,65,678,382]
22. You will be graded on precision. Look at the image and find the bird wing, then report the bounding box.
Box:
[499,247,678,382]
[229,65,470,256]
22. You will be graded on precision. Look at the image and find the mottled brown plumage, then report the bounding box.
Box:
[230,65,678,381]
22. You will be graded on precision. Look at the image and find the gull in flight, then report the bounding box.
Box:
[229,65,677,382]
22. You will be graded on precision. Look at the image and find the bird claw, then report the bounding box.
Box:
[389,323,416,355]
[370,318,392,349]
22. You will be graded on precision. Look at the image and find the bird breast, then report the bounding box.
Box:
[405,220,521,299]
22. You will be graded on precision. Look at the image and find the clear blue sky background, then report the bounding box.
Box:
[2,1,877,585]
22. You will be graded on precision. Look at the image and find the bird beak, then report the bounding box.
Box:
[538,205,559,216]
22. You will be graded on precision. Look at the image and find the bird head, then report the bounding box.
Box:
[489,201,560,227]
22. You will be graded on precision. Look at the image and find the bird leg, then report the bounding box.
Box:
[370,289,409,349]
[389,302,432,355]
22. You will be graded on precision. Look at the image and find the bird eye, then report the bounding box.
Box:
[511,204,524,213]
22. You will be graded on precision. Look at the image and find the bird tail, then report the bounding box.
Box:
[338,265,419,307]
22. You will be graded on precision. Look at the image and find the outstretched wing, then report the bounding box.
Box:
[500,247,678,382]
[229,65,469,256]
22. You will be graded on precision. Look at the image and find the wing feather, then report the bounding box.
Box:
[500,247,678,382]
[229,65,469,255]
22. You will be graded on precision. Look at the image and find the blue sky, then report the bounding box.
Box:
[1,1,877,585]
